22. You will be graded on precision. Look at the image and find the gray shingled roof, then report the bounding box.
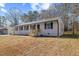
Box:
[16,17,60,26]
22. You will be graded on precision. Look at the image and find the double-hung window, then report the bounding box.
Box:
[45,21,53,29]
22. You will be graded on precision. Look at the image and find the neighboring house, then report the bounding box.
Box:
[14,17,64,36]
[0,26,15,35]
[0,27,8,35]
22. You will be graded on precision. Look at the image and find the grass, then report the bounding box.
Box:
[0,35,79,56]
[61,31,79,39]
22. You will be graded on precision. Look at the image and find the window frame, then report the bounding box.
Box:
[24,25,29,30]
[44,21,53,29]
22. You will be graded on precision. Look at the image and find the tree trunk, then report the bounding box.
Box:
[72,14,78,37]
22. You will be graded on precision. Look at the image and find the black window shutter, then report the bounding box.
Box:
[51,22,53,29]
[37,24,40,29]
[45,23,46,29]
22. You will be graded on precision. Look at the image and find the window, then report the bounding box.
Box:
[45,21,53,29]
[37,24,40,29]
[24,25,29,30]
[19,26,23,30]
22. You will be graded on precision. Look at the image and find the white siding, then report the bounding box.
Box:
[15,30,30,35]
[59,19,64,36]
[38,21,58,36]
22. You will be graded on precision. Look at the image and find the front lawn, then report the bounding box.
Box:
[0,35,79,56]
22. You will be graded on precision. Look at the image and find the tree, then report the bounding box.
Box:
[22,11,39,22]
[21,14,28,22]
[0,16,7,27]
[27,11,39,22]
[70,4,79,36]
[5,8,22,26]
[49,3,71,30]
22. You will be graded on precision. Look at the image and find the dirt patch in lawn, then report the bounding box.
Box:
[0,35,79,56]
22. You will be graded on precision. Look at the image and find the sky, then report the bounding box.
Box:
[0,3,51,16]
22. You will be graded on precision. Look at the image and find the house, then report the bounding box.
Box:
[0,26,8,35]
[14,17,64,36]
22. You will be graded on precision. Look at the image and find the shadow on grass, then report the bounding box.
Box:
[60,34,79,39]
[34,32,79,39]
[34,35,57,38]
[35,34,79,39]
[15,32,79,39]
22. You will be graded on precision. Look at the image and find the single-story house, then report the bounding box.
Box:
[14,17,64,36]
[0,27,8,35]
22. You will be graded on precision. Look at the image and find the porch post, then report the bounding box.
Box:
[35,24,37,30]
[35,24,38,36]
[29,25,31,35]
[18,26,19,31]
[23,26,24,30]
[29,25,31,30]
